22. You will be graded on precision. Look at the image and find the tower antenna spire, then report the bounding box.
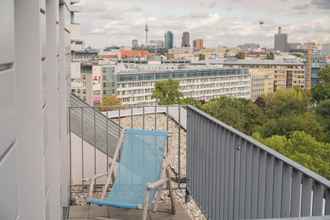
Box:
[145,23,149,45]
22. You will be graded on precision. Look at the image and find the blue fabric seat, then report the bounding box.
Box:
[87,128,167,210]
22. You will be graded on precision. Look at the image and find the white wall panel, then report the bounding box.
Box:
[0,146,17,220]
[0,0,14,64]
[0,69,15,158]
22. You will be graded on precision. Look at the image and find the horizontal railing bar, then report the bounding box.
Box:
[187,105,330,189]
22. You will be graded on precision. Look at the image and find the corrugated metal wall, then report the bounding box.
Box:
[187,106,330,220]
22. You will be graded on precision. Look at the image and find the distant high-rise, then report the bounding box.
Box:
[181,32,191,48]
[164,31,174,50]
[193,39,204,50]
[132,39,138,49]
[274,27,288,52]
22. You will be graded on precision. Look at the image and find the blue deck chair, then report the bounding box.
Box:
[87,128,175,220]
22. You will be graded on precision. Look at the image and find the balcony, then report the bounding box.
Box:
[68,94,330,220]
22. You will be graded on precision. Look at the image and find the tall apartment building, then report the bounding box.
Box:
[193,39,204,51]
[132,39,139,49]
[181,32,191,48]
[164,31,174,50]
[1,1,72,220]
[274,27,288,52]
[305,47,325,89]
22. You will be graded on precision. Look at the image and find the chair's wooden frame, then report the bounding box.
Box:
[87,129,176,220]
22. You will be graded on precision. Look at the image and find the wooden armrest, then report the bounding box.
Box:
[147,178,168,190]
[87,173,108,197]
[84,173,108,183]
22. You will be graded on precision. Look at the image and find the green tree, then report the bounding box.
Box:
[99,96,121,111]
[266,52,275,60]
[202,97,265,135]
[198,53,206,61]
[262,88,310,118]
[236,52,246,59]
[253,131,330,179]
[312,65,330,103]
[178,97,204,109]
[152,79,182,105]
[255,112,327,142]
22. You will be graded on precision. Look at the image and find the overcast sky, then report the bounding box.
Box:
[77,0,330,49]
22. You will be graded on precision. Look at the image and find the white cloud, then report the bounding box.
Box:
[76,0,330,49]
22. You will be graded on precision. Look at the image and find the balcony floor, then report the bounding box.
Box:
[69,200,191,220]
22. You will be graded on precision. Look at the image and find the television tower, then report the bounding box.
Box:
[145,24,149,45]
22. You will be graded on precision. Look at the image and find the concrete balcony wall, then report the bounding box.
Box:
[0,0,71,220]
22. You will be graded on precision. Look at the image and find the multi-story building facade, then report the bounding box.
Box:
[99,65,251,105]
[168,47,194,60]
[164,31,174,50]
[305,47,326,89]
[181,32,191,48]
[250,69,275,100]
[193,39,204,51]
[220,59,305,91]
[132,39,139,49]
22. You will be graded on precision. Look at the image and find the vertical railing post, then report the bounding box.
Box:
[166,106,169,154]
[68,107,72,204]
[93,107,96,185]
[118,108,121,137]
[131,106,133,128]
[178,105,181,184]
[106,111,109,176]
[154,105,157,130]
[81,107,84,192]
[142,106,145,129]
[326,189,330,215]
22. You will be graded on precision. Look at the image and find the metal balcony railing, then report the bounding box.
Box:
[68,95,330,220]
[68,95,187,204]
[186,105,330,220]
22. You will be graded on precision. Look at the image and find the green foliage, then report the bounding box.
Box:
[236,52,246,59]
[198,53,206,61]
[253,131,330,179]
[98,96,121,111]
[312,65,330,103]
[152,79,182,105]
[266,52,274,60]
[262,88,309,118]
[255,112,327,142]
[157,83,330,179]
[178,98,204,109]
[202,96,265,135]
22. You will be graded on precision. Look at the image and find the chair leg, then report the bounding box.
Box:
[142,191,150,220]
[107,207,111,218]
[87,204,91,219]
[166,168,176,215]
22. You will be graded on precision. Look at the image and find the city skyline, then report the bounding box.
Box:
[77,0,330,49]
